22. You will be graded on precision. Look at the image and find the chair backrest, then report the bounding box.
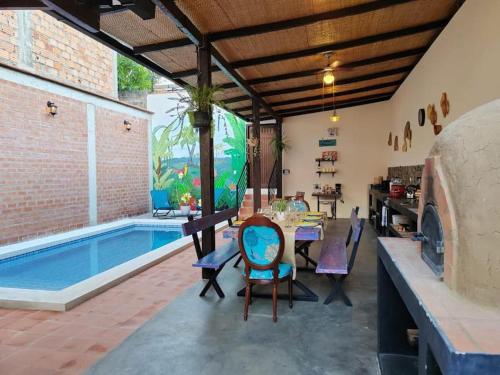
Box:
[182,207,237,260]
[238,215,285,276]
[289,199,310,212]
[150,190,170,209]
[346,207,366,273]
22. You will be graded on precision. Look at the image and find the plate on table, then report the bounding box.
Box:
[303,216,322,222]
[296,221,320,228]
[232,220,245,227]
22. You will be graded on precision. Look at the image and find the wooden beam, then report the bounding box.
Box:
[260,66,412,97]
[252,98,262,213]
[0,1,47,9]
[230,19,449,69]
[277,93,393,115]
[197,37,216,270]
[276,118,283,199]
[208,0,414,42]
[129,0,155,20]
[235,80,404,112]
[133,38,193,55]
[42,0,100,33]
[152,0,280,119]
[259,94,392,120]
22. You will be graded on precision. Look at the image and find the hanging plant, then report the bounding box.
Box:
[166,85,224,132]
[270,135,290,160]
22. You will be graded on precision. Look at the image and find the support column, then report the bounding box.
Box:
[197,36,215,273]
[276,117,283,198]
[252,98,261,212]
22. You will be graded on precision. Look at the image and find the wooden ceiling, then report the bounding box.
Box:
[8,0,464,121]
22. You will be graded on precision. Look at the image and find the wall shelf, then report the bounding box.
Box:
[316,171,336,177]
[315,158,336,167]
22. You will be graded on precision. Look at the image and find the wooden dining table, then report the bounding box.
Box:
[222,213,327,302]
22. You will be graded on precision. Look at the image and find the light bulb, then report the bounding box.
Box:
[329,111,340,122]
[323,70,335,85]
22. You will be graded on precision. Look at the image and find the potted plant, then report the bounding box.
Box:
[272,198,288,221]
[167,85,224,129]
[270,135,290,160]
[179,192,192,215]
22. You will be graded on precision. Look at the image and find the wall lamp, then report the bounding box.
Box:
[46,101,58,116]
[124,120,132,131]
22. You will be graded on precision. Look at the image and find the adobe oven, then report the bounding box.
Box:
[416,99,500,308]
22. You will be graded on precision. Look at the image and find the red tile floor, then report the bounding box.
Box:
[0,232,231,374]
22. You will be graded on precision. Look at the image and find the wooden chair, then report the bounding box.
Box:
[182,208,239,298]
[238,215,293,322]
[316,207,365,306]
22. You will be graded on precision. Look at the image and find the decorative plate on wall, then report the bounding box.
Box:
[418,108,425,126]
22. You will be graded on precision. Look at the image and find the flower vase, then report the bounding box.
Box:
[276,212,286,221]
[180,205,190,216]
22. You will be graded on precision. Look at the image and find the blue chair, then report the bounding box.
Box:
[289,199,310,212]
[238,215,293,322]
[150,190,175,218]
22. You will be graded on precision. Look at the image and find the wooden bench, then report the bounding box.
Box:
[316,207,365,306]
[182,207,239,298]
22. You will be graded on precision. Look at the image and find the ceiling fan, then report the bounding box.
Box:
[319,51,350,85]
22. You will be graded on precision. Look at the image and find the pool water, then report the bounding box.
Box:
[0,225,183,291]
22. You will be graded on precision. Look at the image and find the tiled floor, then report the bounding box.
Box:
[0,231,231,374]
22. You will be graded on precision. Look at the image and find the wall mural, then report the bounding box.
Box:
[152,106,246,210]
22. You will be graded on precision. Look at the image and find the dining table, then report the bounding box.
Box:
[222,211,328,302]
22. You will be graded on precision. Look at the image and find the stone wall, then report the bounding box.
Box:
[0,10,116,97]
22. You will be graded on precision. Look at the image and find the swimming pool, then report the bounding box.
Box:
[0,219,200,311]
[0,225,183,291]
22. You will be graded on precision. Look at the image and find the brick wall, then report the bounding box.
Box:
[0,10,116,97]
[95,108,150,223]
[0,11,17,65]
[0,78,89,245]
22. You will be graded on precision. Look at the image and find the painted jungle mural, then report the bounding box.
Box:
[152,106,246,210]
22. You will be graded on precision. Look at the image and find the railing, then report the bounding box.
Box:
[235,161,249,218]
[267,159,278,204]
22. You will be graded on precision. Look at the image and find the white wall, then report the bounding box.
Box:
[388,0,500,166]
[283,0,500,218]
[282,101,391,218]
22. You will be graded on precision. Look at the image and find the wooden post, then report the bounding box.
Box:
[197,36,215,277]
[252,98,261,212]
[276,117,283,198]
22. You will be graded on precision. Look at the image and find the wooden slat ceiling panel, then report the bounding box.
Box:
[144,45,197,73]
[274,87,397,111]
[266,73,407,103]
[100,8,186,47]
[235,30,436,80]
[175,0,370,33]
[212,0,456,62]
[251,55,418,93]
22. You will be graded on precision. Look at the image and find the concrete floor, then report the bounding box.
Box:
[87,219,380,375]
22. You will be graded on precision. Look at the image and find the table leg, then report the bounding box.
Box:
[317,195,320,212]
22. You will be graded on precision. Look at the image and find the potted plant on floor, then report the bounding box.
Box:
[167,85,224,130]
[179,192,192,216]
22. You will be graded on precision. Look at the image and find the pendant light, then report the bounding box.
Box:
[323,68,335,85]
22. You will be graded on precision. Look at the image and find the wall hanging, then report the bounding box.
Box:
[402,121,412,152]
[327,127,338,136]
[418,108,425,126]
[440,92,450,117]
[394,135,399,151]
[388,132,392,146]
[319,139,336,147]
[427,104,442,135]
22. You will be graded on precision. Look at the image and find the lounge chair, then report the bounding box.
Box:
[150,190,175,218]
